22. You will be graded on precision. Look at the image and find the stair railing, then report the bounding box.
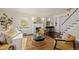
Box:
[62,8,78,25]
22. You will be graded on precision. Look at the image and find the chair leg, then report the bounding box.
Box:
[73,40,76,50]
[54,40,57,50]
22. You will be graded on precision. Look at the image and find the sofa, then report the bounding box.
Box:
[0,32,14,50]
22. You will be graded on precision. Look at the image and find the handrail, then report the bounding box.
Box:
[62,8,78,25]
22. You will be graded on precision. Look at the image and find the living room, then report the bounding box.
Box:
[0,8,79,50]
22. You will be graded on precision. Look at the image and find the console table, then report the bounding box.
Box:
[45,26,55,38]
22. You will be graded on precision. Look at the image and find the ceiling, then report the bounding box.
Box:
[0,8,67,17]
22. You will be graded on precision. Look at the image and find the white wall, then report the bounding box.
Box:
[0,9,55,35]
[0,10,3,31]
[12,16,54,34]
[12,17,34,34]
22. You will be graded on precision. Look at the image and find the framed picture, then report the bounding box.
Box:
[20,19,29,28]
[33,17,43,24]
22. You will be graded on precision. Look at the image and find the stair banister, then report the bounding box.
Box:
[62,8,78,25]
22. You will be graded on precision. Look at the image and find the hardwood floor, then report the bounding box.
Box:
[22,35,78,50]
[22,35,55,50]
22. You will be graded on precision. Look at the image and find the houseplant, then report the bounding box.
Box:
[0,13,13,31]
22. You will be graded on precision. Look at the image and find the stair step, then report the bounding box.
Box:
[62,32,65,33]
[67,28,70,29]
[69,25,74,27]
[72,23,77,24]
[75,20,79,21]
[64,30,67,31]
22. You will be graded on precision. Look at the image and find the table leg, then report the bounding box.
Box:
[54,40,57,50]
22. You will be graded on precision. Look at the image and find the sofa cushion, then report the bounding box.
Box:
[0,32,6,44]
[0,44,11,50]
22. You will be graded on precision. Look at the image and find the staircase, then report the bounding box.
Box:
[60,8,79,40]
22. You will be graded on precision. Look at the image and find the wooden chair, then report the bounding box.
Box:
[54,34,76,50]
